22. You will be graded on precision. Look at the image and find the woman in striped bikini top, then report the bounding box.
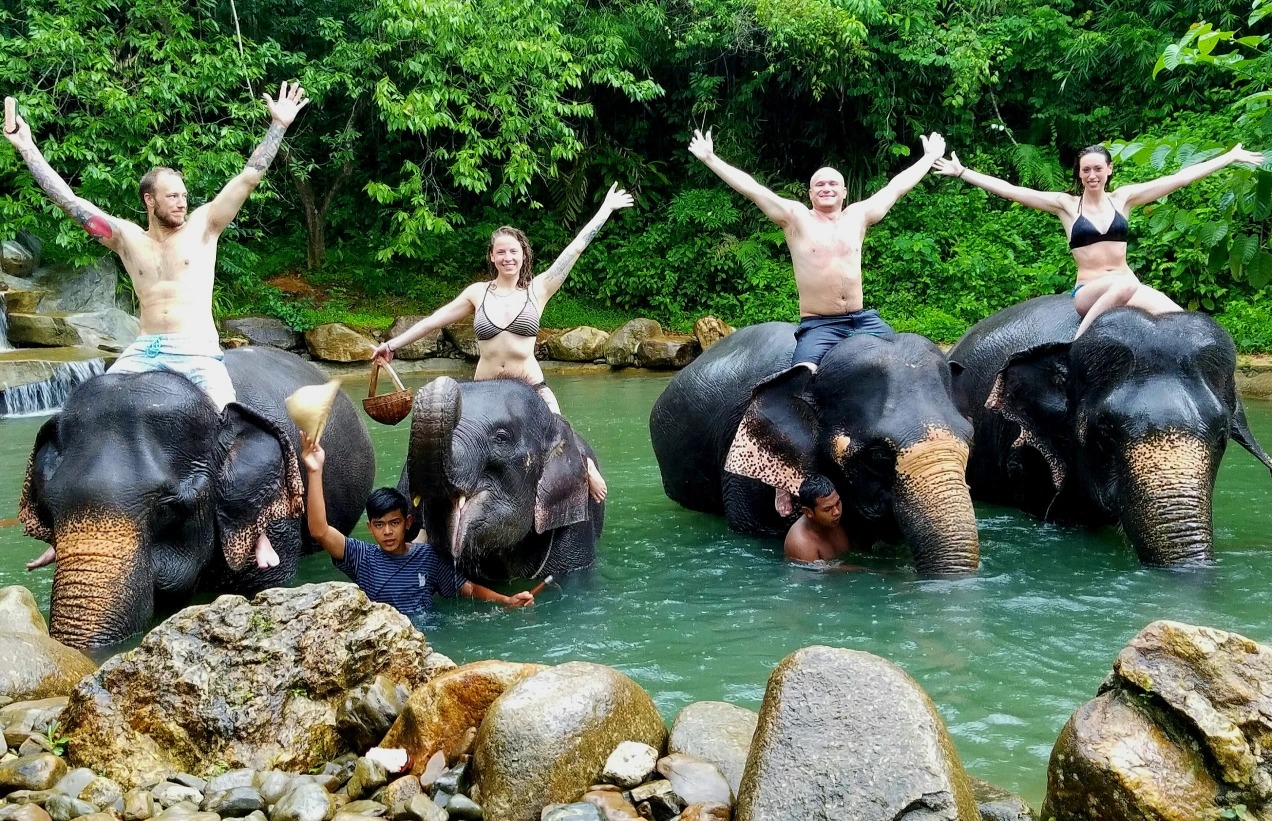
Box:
[373,183,635,501]
[934,141,1264,337]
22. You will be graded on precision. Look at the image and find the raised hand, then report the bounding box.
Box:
[372,341,395,365]
[264,81,309,127]
[920,132,947,159]
[1228,143,1265,167]
[688,128,715,162]
[601,183,634,213]
[932,151,966,178]
[3,100,33,152]
[300,434,326,472]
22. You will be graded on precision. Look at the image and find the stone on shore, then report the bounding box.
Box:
[635,335,699,369]
[305,324,376,362]
[336,676,411,753]
[0,587,48,637]
[58,583,440,789]
[380,661,546,776]
[0,806,53,821]
[384,319,442,360]
[600,742,658,789]
[604,320,662,369]
[0,588,95,702]
[546,327,610,362]
[735,645,978,821]
[541,806,603,821]
[474,662,666,821]
[655,754,731,806]
[443,321,479,361]
[693,317,734,351]
[272,782,334,821]
[669,701,756,797]
[0,754,69,793]
[580,789,641,820]
[1042,620,1272,821]
[1,237,38,278]
[222,318,302,350]
[1,698,68,747]
[970,779,1036,821]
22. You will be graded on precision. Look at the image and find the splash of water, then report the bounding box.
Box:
[0,292,11,351]
[0,359,105,417]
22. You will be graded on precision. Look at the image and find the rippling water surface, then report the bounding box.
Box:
[2,368,1271,807]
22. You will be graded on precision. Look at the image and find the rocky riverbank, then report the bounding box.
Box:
[5,580,1272,820]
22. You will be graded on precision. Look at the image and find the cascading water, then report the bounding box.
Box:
[0,359,105,417]
[0,292,11,351]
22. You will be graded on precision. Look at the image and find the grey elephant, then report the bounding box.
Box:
[402,376,603,581]
[20,346,375,649]
[948,295,1272,565]
[649,323,980,575]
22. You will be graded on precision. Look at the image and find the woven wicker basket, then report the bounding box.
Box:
[363,361,412,425]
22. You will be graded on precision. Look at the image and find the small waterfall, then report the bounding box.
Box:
[0,292,11,351]
[0,359,105,417]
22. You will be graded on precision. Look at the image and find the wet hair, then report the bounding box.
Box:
[139,166,183,205]
[487,226,534,289]
[1073,145,1113,189]
[366,487,411,520]
[798,474,837,510]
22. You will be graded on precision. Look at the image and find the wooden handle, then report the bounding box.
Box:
[4,98,15,135]
[528,575,555,597]
[367,360,406,398]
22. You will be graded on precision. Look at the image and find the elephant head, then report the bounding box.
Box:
[19,370,305,649]
[405,376,599,580]
[726,333,979,575]
[984,307,1271,565]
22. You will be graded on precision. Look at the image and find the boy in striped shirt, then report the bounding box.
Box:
[302,437,533,616]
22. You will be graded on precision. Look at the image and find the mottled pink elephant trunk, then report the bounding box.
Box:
[50,518,153,650]
[1119,431,1217,565]
[892,430,980,575]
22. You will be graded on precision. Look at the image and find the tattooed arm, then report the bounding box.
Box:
[3,110,123,249]
[203,81,309,236]
[534,183,635,302]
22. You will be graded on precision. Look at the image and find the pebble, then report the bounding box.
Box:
[272,782,334,821]
[655,754,731,806]
[123,788,156,821]
[581,789,640,820]
[339,801,386,817]
[442,794,482,820]
[42,794,98,821]
[345,759,387,801]
[201,785,265,817]
[205,770,256,795]
[416,754,445,790]
[73,813,120,821]
[2,790,54,806]
[398,794,445,821]
[0,806,53,821]
[0,754,68,793]
[168,775,208,792]
[541,805,603,821]
[151,783,204,809]
[430,759,468,796]
[254,772,293,805]
[50,769,96,798]
[679,803,731,821]
[601,742,658,789]
[17,736,54,757]
[79,775,125,810]
[375,776,419,807]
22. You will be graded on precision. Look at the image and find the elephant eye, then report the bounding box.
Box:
[491,429,511,445]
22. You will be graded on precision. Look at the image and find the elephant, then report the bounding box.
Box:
[649,323,980,575]
[402,376,603,581]
[19,346,375,649]
[947,295,1272,565]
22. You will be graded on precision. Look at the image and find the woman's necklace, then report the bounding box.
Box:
[488,283,521,298]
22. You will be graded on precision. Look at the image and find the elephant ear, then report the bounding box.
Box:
[534,416,590,534]
[396,461,425,543]
[986,342,1073,491]
[947,360,974,425]
[724,366,818,494]
[19,416,62,543]
[1230,396,1272,473]
[215,403,305,571]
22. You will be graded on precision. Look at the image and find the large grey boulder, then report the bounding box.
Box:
[545,327,609,362]
[736,645,979,821]
[5,314,83,348]
[443,321,479,361]
[1,236,39,278]
[474,662,667,821]
[669,701,757,797]
[0,587,97,701]
[604,319,662,369]
[222,318,301,350]
[59,583,443,789]
[1042,620,1272,821]
[384,318,441,360]
[65,309,140,351]
[305,324,376,362]
[635,335,699,369]
[34,259,120,314]
[970,778,1036,821]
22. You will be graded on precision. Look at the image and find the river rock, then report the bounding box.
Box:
[222,318,301,350]
[396,794,446,821]
[443,321,479,361]
[273,783,334,821]
[970,778,1035,821]
[692,317,734,351]
[1,287,45,315]
[51,769,96,798]
[541,806,603,821]
[201,786,264,817]
[4,314,84,348]
[0,588,47,636]
[305,324,375,362]
[65,309,140,351]
[380,660,546,776]
[1040,620,1272,821]
[204,770,255,795]
[0,806,52,821]
[679,804,730,821]
[546,327,609,362]
[385,319,441,360]
[337,676,411,753]
[375,775,419,807]
[340,800,386,816]
[669,701,756,797]
[441,795,481,820]
[33,259,119,314]
[1,699,68,746]
[41,794,96,821]
[634,335,699,369]
[474,662,666,821]
[346,759,387,801]
[122,789,155,821]
[600,742,658,789]
[59,583,440,789]
[580,790,640,821]
[735,645,978,821]
[655,754,730,806]
[604,320,662,369]
[79,776,124,810]
[0,754,69,793]
[1,239,37,278]
[0,631,97,702]
[151,783,203,808]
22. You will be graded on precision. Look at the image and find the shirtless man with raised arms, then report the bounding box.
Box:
[5,82,310,570]
[688,128,945,369]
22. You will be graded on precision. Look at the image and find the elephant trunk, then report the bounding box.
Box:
[49,519,153,649]
[1118,431,1217,565]
[409,377,463,544]
[892,430,980,575]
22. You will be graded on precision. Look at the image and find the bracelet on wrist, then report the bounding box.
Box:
[957,169,965,179]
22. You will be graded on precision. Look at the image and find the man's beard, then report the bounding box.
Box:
[151,209,185,230]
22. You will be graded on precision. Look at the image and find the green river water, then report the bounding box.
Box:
[2,367,1271,808]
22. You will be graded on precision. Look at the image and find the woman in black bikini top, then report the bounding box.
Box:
[373,183,634,501]
[934,142,1263,336]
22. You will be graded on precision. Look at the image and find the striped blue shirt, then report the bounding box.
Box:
[335,537,467,616]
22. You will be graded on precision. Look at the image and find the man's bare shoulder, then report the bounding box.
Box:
[783,519,821,562]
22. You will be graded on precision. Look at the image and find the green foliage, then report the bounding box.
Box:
[1215,299,1272,353]
[42,720,69,757]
